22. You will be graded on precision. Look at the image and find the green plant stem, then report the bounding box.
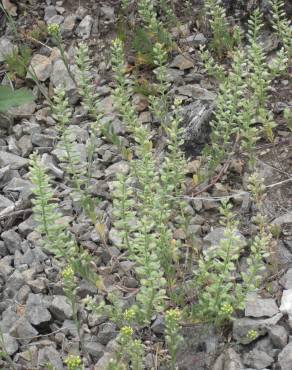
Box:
[57,38,78,87]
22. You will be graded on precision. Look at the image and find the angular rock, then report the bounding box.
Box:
[269,325,288,348]
[245,293,279,318]
[76,5,88,19]
[0,112,13,130]
[15,345,38,368]
[280,268,292,289]
[44,5,57,21]
[77,279,98,298]
[31,132,54,147]
[0,165,17,187]
[83,340,104,360]
[8,101,36,118]
[49,295,73,321]
[177,84,216,101]
[41,153,64,179]
[61,14,77,37]
[105,161,130,178]
[94,352,116,370]
[27,54,52,81]
[16,284,31,304]
[0,37,16,62]
[25,293,51,326]
[233,313,283,344]
[18,215,38,236]
[182,101,216,155]
[280,289,292,323]
[243,349,273,370]
[3,177,33,200]
[203,227,247,252]
[27,278,47,294]
[0,241,7,257]
[0,194,14,212]
[38,346,63,370]
[151,316,165,334]
[254,336,274,353]
[188,33,207,46]
[47,14,64,24]
[224,348,244,370]
[0,307,19,333]
[96,323,118,345]
[100,5,115,20]
[10,317,38,343]
[62,319,78,337]
[0,151,28,169]
[170,54,194,70]
[2,333,18,355]
[18,135,33,157]
[99,96,115,114]
[6,270,25,295]
[132,93,149,112]
[272,213,292,227]
[278,341,292,370]
[177,324,219,370]
[51,143,87,162]
[163,68,184,83]
[1,229,22,254]
[51,59,76,92]
[275,241,292,265]
[76,15,93,39]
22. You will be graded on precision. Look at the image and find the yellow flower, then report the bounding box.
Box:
[247,329,258,340]
[220,303,233,315]
[65,355,82,370]
[120,326,133,337]
[166,308,181,321]
[174,98,183,107]
[47,23,60,37]
[124,308,136,322]
[62,265,74,280]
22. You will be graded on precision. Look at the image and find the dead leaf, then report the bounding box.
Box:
[16,304,25,316]
[95,276,106,292]
[95,223,108,245]
[2,0,17,17]
[192,174,199,187]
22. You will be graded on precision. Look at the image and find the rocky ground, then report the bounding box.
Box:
[0,0,292,369]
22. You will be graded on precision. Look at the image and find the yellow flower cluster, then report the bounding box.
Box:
[65,355,82,370]
[166,308,181,321]
[247,329,258,340]
[47,23,60,37]
[120,326,134,337]
[220,303,233,315]
[62,265,74,280]
[124,308,136,322]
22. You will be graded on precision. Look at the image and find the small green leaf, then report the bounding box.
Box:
[0,86,35,112]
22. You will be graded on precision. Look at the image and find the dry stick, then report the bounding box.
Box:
[10,327,66,342]
[186,152,233,198]
[176,177,292,202]
[25,34,53,51]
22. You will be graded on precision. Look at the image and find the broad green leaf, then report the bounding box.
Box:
[0,86,35,112]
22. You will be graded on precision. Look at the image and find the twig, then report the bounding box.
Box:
[11,327,66,342]
[171,177,292,202]
[25,35,53,51]
[189,158,232,197]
